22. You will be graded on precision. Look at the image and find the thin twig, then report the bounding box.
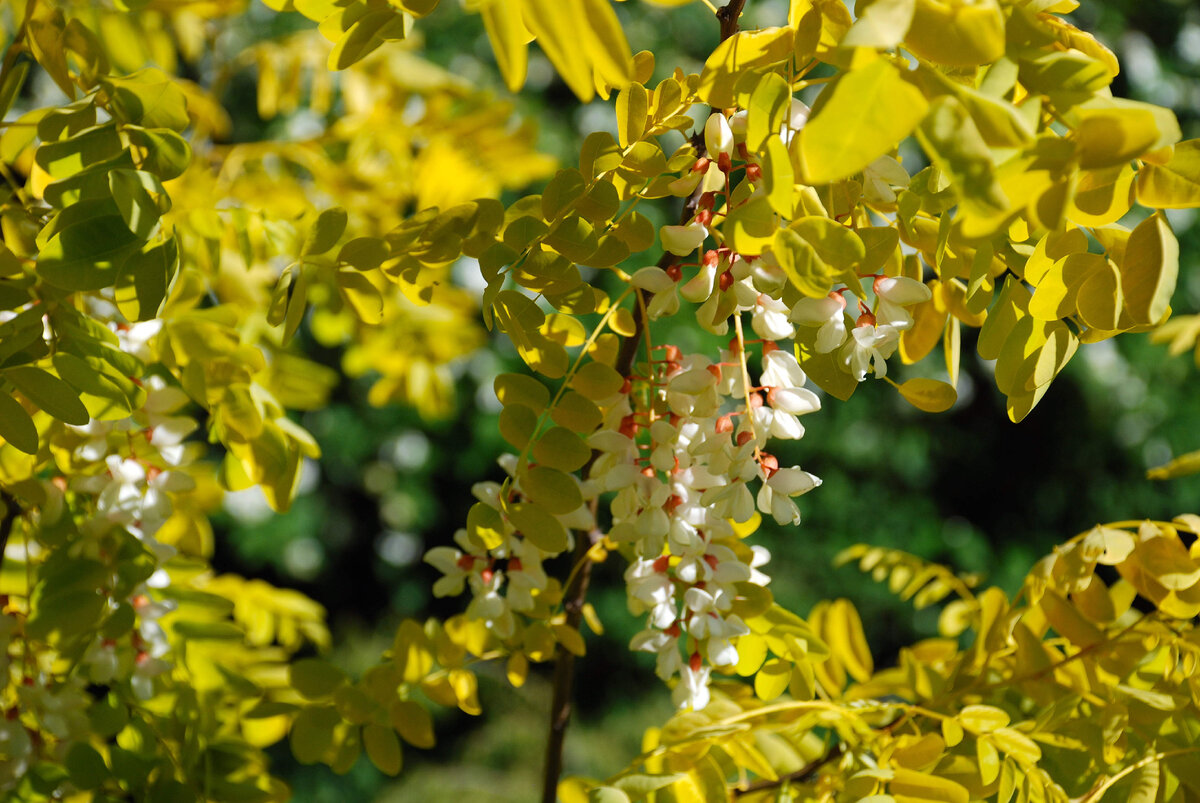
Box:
[732,743,844,797]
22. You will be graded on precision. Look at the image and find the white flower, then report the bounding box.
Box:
[672,662,712,710]
[630,627,683,680]
[750,295,795,341]
[791,294,849,353]
[873,275,931,331]
[704,112,734,160]
[661,221,709,256]
[840,322,900,380]
[781,99,810,146]
[114,320,162,363]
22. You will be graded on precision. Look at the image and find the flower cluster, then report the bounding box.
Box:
[656,111,930,383]
[590,341,819,709]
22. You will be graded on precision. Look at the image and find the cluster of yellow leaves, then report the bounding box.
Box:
[571,515,1200,802]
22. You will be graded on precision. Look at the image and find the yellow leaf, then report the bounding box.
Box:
[842,0,915,49]
[959,705,1010,734]
[697,27,795,109]
[580,0,633,89]
[522,0,594,101]
[1137,139,1200,209]
[1039,589,1104,648]
[890,767,969,803]
[903,0,1005,67]
[615,83,648,149]
[825,598,873,682]
[1147,450,1200,481]
[746,73,792,153]
[797,59,928,185]
[724,196,777,256]
[1076,259,1124,332]
[989,728,1041,766]
[1119,213,1178,326]
[735,634,768,676]
[481,0,530,93]
[754,658,792,701]
[1068,164,1135,227]
[897,378,957,413]
[1028,253,1104,322]
[1073,99,1181,169]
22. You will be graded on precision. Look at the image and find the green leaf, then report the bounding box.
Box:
[116,236,179,322]
[494,373,550,412]
[570,361,624,400]
[5,366,89,425]
[65,742,110,790]
[498,403,538,449]
[466,501,506,550]
[0,389,38,455]
[798,59,928,185]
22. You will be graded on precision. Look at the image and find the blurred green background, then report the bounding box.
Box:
[208,0,1200,799]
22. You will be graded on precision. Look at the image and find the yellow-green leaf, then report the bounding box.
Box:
[494,373,550,412]
[0,391,37,455]
[363,723,403,775]
[798,59,928,185]
[389,700,435,749]
[506,501,569,553]
[522,465,583,514]
[6,366,89,426]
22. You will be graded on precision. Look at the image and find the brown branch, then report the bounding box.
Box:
[539,4,748,800]
[732,743,844,798]
[0,491,16,579]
